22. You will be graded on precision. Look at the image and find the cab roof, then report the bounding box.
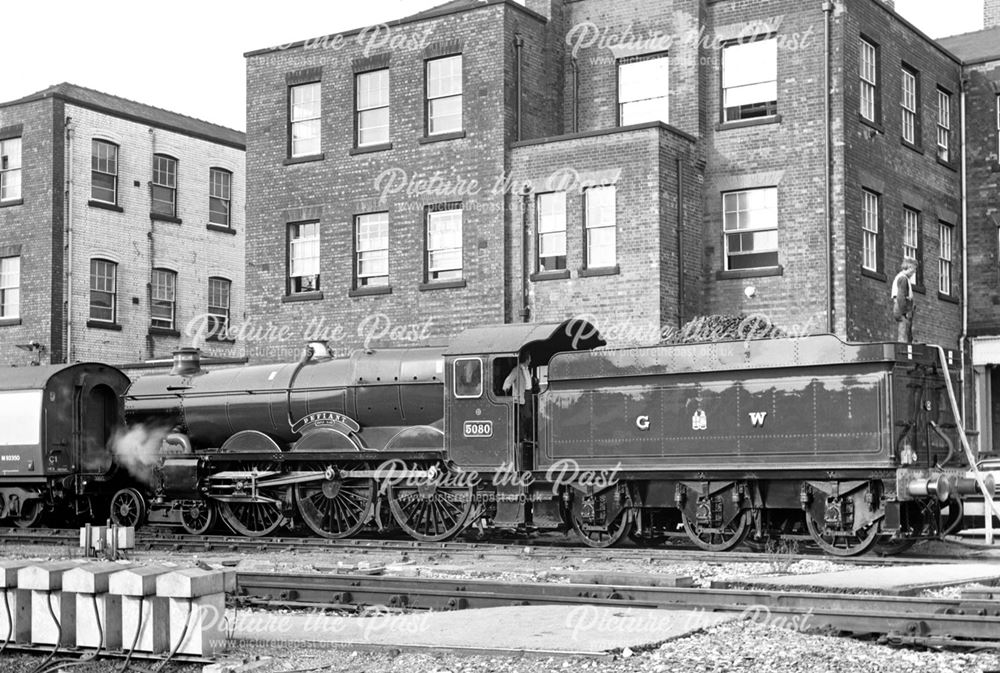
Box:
[444,319,606,358]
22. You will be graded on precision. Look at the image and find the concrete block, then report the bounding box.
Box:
[64,563,125,595]
[167,593,226,657]
[79,526,108,550]
[109,566,171,597]
[108,527,135,550]
[1,587,30,644]
[0,561,30,588]
[74,591,123,650]
[30,589,75,646]
[17,561,82,591]
[121,595,169,654]
[157,569,227,598]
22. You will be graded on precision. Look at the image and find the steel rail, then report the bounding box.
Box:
[1,527,994,567]
[233,571,1000,646]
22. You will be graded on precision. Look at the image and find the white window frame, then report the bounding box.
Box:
[536,192,567,272]
[91,140,118,205]
[862,189,880,272]
[355,212,389,288]
[209,168,232,227]
[426,205,463,281]
[150,268,176,330]
[722,187,779,271]
[289,221,320,294]
[939,222,953,296]
[208,276,231,338]
[290,82,321,158]
[901,67,917,145]
[356,69,390,147]
[618,52,670,126]
[0,137,22,203]
[584,186,617,269]
[903,206,920,266]
[860,38,878,122]
[937,88,952,163]
[722,38,778,123]
[89,258,117,323]
[426,55,463,136]
[0,256,19,319]
[453,357,483,399]
[151,154,177,218]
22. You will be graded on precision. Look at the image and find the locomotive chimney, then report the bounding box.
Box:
[171,347,202,376]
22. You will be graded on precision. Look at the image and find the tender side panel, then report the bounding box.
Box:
[0,390,44,477]
[538,369,889,470]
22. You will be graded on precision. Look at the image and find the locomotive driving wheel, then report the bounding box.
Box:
[179,499,217,536]
[387,467,473,542]
[110,488,147,528]
[218,463,285,537]
[295,462,375,539]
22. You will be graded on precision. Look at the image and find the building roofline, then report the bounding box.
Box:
[511,120,698,148]
[0,84,246,150]
[244,0,546,58]
[862,0,962,65]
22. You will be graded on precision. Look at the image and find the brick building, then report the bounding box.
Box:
[243,0,967,363]
[939,4,1000,454]
[0,83,246,367]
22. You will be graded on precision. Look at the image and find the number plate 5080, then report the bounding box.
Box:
[463,421,493,438]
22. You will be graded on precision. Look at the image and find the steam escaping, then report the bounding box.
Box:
[110,423,170,486]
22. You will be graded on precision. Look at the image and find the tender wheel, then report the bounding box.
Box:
[804,510,879,557]
[12,500,44,529]
[109,488,146,528]
[569,490,632,548]
[573,510,632,548]
[295,462,375,539]
[179,500,217,536]
[681,506,749,552]
[387,470,473,542]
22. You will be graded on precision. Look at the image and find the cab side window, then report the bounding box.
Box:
[492,357,517,397]
[453,358,483,398]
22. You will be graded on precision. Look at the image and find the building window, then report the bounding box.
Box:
[150,268,176,330]
[426,55,463,135]
[537,192,567,272]
[151,154,177,217]
[91,140,118,204]
[903,207,922,285]
[722,38,777,122]
[209,168,232,227]
[426,204,463,281]
[0,137,22,202]
[289,82,321,158]
[860,38,879,123]
[355,212,389,287]
[939,222,953,295]
[862,189,881,272]
[723,188,779,270]
[996,95,1000,164]
[0,256,19,319]
[901,66,918,145]
[89,259,117,323]
[288,222,320,293]
[208,277,231,338]
[584,186,616,269]
[356,69,390,147]
[937,88,952,162]
[618,52,670,126]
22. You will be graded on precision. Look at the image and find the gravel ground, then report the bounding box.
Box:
[9,620,993,673]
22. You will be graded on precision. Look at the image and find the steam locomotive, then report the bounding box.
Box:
[1,320,994,556]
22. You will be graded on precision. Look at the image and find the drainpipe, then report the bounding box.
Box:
[64,117,73,363]
[571,57,580,133]
[823,0,834,334]
[520,188,531,323]
[147,128,156,360]
[514,34,524,142]
[676,158,685,328]
[959,79,969,429]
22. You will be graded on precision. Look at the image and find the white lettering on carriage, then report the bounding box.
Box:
[749,412,768,427]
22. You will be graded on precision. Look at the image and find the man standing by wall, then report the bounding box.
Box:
[891,259,918,342]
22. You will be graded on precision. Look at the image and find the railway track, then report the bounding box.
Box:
[233,571,1000,649]
[1,526,995,567]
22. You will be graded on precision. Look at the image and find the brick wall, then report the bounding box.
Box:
[987,0,1000,29]
[839,0,963,347]
[65,104,246,364]
[0,98,57,366]
[964,59,1000,337]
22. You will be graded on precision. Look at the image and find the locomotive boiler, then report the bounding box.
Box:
[120,344,452,539]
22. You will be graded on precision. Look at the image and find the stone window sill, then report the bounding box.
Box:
[282,291,324,303]
[0,317,21,327]
[938,292,959,304]
[716,265,783,280]
[349,286,392,297]
[578,265,620,278]
[715,115,781,132]
[419,131,466,144]
[861,268,887,282]
[88,200,123,213]
[419,279,467,291]
[150,213,182,224]
[350,143,393,155]
[207,224,237,235]
[284,153,325,166]
[530,270,571,282]
[148,327,180,337]
[0,199,23,209]
[87,320,122,331]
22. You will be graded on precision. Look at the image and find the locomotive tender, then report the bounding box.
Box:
[1,320,993,556]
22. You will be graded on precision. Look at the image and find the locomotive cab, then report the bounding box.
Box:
[443,320,605,493]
